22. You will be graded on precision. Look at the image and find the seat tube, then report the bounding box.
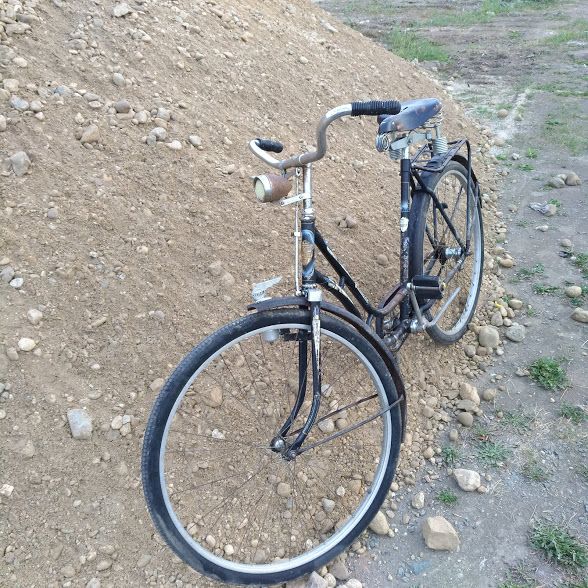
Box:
[400,151,411,320]
[300,164,317,291]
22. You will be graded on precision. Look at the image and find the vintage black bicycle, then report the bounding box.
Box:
[141,99,484,585]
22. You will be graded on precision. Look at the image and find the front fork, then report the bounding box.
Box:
[273,165,323,458]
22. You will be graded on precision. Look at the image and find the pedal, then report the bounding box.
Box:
[412,275,443,304]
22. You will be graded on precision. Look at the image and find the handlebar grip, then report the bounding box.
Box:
[350,100,402,117]
[255,138,284,154]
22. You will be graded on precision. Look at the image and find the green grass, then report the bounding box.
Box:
[534,82,588,98]
[441,446,460,465]
[426,0,556,27]
[559,403,587,425]
[496,153,508,161]
[530,522,588,568]
[517,163,534,171]
[573,253,588,279]
[437,489,458,505]
[477,440,510,466]
[526,148,538,159]
[513,263,545,282]
[545,19,588,46]
[544,113,588,156]
[516,219,530,228]
[501,409,535,433]
[533,283,560,295]
[529,357,569,391]
[549,198,563,208]
[386,30,450,62]
[526,306,537,317]
[522,456,550,482]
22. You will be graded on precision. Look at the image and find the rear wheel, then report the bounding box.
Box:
[142,309,402,585]
[409,161,484,344]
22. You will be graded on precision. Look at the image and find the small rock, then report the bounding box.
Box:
[10,277,24,289]
[0,483,14,497]
[17,337,36,352]
[498,257,514,268]
[330,562,350,581]
[277,482,291,497]
[449,429,459,442]
[6,348,19,361]
[482,388,497,401]
[112,2,130,17]
[565,172,581,186]
[306,571,327,588]
[0,115,6,132]
[322,498,335,512]
[505,323,526,342]
[511,152,520,160]
[150,378,165,393]
[96,559,112,571]
[368,510,389,535]
[459,382,480,405]
[536,225,549,232]
[0,266,14,282]
[548,176,566,189]
[220,272,235,288]
[114,99,131,113]
[464,344,476,358]
[9,151,31,176]
[80,124,100,144]
[189,135,202,147]
[137,554,151,568]
[411,491,425,509]
[565,286,582,298]
[150,127,167,141]
[67,409,93,440]
[112,72,125,87]
[166,140,182,150]
[345,215,358,229]
[490,311,504,326]
[571,308,588,323]
[560,238,573,249]
[345,581,362,588]
[3,79,19,92]
[497,109,508,119]
[298,56,309,64]
[508,299,523,310]
[478,325,500,348]
[457,412,474,427]
[453,468,481,491]
[422,516,459,551]
[9,95,29,111]
[376,254,388,266]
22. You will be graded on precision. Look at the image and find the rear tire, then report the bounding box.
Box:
[409,161,484,345]
[142,308,402,586]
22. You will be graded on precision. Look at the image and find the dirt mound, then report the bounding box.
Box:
[0,0,501,585]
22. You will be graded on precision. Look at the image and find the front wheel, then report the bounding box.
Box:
[141,308,402,586]
[409,161,484,345]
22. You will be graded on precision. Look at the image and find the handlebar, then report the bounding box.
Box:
[250,100,401,170]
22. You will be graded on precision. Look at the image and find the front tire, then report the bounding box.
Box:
[142,308,402,586]
[409,161,484,345]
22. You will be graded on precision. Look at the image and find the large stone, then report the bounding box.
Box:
[80,124,100,144]
[571,308,588,324]
[453,468,481,491]
[478,325,500,348]
[411,491,425,509]
[457,412,474,427]
[368,510,389,535]
[422,516,459,551]
[112,2,131,17]
[67,409,93,440]
[565,286,582,298]
[505,323,526,342]
[9,151,31,176]
[306,571,328,588]
[459,382,480,405]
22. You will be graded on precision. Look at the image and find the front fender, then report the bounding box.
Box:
[247,297,407,439]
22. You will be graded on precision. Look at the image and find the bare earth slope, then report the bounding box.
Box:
[0,0,502,585]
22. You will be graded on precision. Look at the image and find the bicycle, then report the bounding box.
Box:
[141,98,484,586]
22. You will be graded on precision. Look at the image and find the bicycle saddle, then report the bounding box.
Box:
[377,98,442,134]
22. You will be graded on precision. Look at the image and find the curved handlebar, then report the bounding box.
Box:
[249,100,401,170]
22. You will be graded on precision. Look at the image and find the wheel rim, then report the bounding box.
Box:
[158,322,393,576]
[422,169,482,335]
